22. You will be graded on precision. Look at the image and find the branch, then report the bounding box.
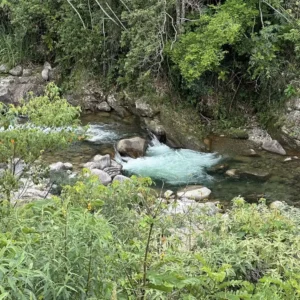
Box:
[94,0,120,27]
[66,0,87,29]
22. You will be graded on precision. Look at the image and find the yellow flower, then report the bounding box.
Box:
[87,202,92,211]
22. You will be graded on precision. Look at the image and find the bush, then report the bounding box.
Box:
[1,173,300,299]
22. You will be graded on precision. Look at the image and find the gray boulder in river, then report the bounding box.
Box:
[117,137,148,158]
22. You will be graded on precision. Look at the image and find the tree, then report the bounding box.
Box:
[0,83,81,204]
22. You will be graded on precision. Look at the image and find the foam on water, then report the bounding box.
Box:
[117,137,221,185]
[86,124,121,143]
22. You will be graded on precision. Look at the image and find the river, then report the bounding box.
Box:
[44,112,300,207]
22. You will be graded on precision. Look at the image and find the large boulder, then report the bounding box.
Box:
[0,72,45,105]
[262,140,286,156]
[177,186,211,201]
[117,137,148,158]
[90,169,112,185]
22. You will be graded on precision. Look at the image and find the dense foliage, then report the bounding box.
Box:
[1,0,300,122]
[1,175,300,299]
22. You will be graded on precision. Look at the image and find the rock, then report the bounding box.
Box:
[0,72,46,105]
[96,101,111,112]
[9,65,23,76]
[242,149,259,157]
[165,199,219,216]
[117,137,148,158]
[83,155,111,170]
[49,67,62,83]
[144,118,166,142]
[103,166,122,177]
[92,154,111,169]
[107,94,130,117]
[244,193,266,203]
[22,69,32,77]
[164,190,174,199]
[111,160,123,170]
[284,157,292,162]
[42,68,50,81]
[0,64,9,73]
[113,175,131,183]
[207,163,229,175]
[177,187,211,201]
[226,168,270,181]
[135,100,159,118]
[90,169,112,185]
[228,128,249,140]
[270,201,286,211]
[63,162,73,171]
[248,128,272,145]
[262,140,286,156]
[0,77,14,102]
[239,169,270,181]
[49,162,73,172]
[225,169,239,178]
[49,162,65,172]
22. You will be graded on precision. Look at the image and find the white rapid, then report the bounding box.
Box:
[85,124,121,143]
[116,136,221,186]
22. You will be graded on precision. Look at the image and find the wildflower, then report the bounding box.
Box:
[87,202,92,211]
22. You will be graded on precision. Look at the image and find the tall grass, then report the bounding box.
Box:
[0,25,30,68]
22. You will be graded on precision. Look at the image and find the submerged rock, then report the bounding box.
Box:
[242,149,259,157]
[225,169,239,178]
[226,168,270,181]
[207,163,229,175]
[262,140,286,156]
[117,137,148,158]
[177,187,211,201]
